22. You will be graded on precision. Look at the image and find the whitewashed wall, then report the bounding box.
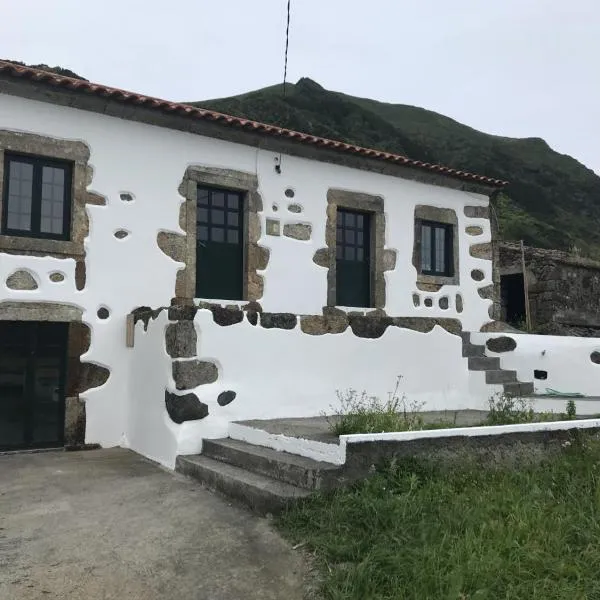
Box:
[472,332,600,400]
[0,92,493,457]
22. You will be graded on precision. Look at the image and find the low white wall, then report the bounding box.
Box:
[471,332,600,398]
[170,310,493,459]
[127,312,178,468]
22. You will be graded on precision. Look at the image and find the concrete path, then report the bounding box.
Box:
[0,448,306,600]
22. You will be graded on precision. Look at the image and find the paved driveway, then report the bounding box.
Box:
[0,448,306,600]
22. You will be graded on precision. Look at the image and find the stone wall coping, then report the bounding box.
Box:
[340,417,600,446]
[500,242,600,270]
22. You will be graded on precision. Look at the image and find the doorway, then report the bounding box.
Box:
[0,321,68,451]
[501,273,526,327]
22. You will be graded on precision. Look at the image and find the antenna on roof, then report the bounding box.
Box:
[282,0,291,98]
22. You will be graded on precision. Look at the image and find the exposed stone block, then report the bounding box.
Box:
[466,226,484,236]
[217,390,237,406]
[591,352,600,364]
[283,223,312,240]
[64,396,86,447]
[132,305,166,330]
[382,249,397,271]
[75,259,86,291]
[478,284,494,299]
[413,293,420,307]
[165,320,197,358]
[312,248,330,268]
[260,312,297,329]
[49,272,65,282]
[393,317,462,336]
[438,296,449,309]
[167,304,198,322]
[456,294,463,313]
[300,314,348,335]
[165,390,209,423]
[464,205,490,218]
[486,336,517,353]
[173,360,218,390]
[78,363,110,393]
[471,269,485,281]
[210,306,244,327]
[157,231,186,262]
[6,270,37,290]
[348,315,392,338]
[417,281,442,292]
[287,203,302,213]
[470,243,492,260]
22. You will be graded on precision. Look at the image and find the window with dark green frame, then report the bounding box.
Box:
[1,153,72,240]
[336,208,371,307]
[419,221,453,276]
[195,185,245,300]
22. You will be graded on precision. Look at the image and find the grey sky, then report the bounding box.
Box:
[2,0,599,174]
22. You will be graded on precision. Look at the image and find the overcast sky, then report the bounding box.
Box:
[2,0,598,174]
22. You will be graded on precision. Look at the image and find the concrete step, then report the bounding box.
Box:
[202,438,340,491]
[462,343,486,358]
[468,356,500,371]
[485,370,518,384]
[175,454,311,515]
[503,382,535,396]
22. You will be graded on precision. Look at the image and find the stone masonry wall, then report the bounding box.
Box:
[500,242,600,336]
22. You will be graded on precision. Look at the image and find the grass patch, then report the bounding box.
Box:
[330,380,579,435]
[278,435,600,599]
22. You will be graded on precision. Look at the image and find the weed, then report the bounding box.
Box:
[566,399,577,419]
[484,392,537,425]
[329,376,425,435]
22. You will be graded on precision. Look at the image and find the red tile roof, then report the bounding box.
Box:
[0,60,508,187]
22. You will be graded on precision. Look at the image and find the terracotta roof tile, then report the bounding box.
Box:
[0,60,508,187]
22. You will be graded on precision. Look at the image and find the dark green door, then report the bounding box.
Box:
[196,186,244,300]
[336,209,371,307]
[0,321,68,451]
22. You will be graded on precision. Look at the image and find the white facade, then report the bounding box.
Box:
[0,91,506,467]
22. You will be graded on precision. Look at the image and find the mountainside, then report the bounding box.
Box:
[195,78,600,256]
[5,60,599,255]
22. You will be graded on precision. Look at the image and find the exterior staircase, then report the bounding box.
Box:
[176,438,342,515]
[461,332,534,396]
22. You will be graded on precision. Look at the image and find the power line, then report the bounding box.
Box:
[282,0,291,97]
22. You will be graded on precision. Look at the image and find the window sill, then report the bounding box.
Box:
[0,235,84,258]
[417,273,459,287]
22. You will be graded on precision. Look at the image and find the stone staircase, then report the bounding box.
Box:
[461,332,534,396]
[176,438,342,515]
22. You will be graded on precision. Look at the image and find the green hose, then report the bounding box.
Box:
[545,388,585,398]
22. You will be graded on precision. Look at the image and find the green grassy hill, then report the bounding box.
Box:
[195,78,600,256]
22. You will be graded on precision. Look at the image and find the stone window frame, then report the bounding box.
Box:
[0,130,102,260]
[0,302,108,449]
[315,189,391,309]
[176,166,268,304]
[413,205,460,288]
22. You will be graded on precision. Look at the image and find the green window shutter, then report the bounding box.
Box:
[195,186,244,301]
[335,209,371,307]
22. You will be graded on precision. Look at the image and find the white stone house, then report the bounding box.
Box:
[0,61,516,467]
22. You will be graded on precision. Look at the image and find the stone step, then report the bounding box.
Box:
[462,343,486,358]
[485,370,518,384]
[468,356,500,371]
[460,332,472,344]
[175,454,311,515]
[202,438,341,491]
[503,381,535,396]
